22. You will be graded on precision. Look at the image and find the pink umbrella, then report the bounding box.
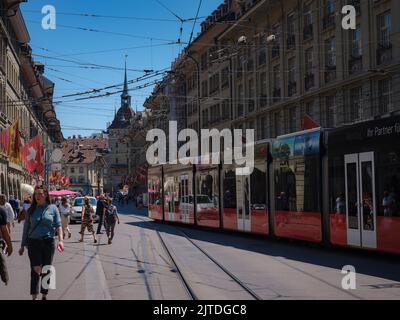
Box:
[49,190,79,197]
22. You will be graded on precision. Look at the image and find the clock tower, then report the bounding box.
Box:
[121,60,131,109]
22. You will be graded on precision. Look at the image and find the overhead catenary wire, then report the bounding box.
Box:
[25,19,177,43]
[188,0,203,46]
[22,9,206,23]
[34,42,181,58]
[52,69,168,100]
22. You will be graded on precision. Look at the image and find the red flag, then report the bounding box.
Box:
[9,120,22,164]
[22,135,43,173]
[0,127,11,155]
[303,114,320,130]
[64,176,70,188]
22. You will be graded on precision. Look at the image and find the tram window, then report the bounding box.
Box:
[149,177,162,206]
[250,167,267,209]
[304,157,321,212]
[200,174,213,198]
[223,169,237,208]
[361,162,374,231]
[376,151,400,217]
[329,156,345,214]
[274,156,321,213]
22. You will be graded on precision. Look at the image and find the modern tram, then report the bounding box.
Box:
[148,115,400,255]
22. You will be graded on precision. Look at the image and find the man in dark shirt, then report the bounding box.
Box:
[96,195,106,235]
[0,206,13,285]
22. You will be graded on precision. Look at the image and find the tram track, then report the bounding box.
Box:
[130,214,262,300]
[131,214,372,300]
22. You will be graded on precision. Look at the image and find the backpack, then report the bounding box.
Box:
[105,205,116,224]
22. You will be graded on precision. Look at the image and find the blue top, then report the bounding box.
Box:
[21,204,61,247]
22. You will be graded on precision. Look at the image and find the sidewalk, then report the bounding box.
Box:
[114,201,148,216]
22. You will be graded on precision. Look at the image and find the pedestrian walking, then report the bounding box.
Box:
[59,198,72,240]
[104,198,120,245]
[0,195,15,235]
[19,187,64,300]
[96,195,106,235]
[9,196,16,220]
[0,206,13,286]
[79,197,97,243]
[14,197,20,221]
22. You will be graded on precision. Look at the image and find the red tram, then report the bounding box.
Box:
[148,116,400,255]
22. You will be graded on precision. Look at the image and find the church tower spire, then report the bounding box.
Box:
[121,55,131,109]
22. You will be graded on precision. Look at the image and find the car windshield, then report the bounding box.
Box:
[74,198,97,206]
[197,195,212,204]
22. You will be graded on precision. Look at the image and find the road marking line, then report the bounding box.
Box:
[84,237,112,300]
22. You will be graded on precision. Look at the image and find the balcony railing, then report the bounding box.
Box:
[288,81,297,97]
[305,73,315,91]
[286,34,296,50]
[349,55,362,74]
[303,24,313,40]
[377,42,392,65]
[323,14,335,30]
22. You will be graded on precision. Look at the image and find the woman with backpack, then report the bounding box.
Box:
[79,197,97,244]
[59,197,72,239]
[103,198,120,245]
[19,187,64,300]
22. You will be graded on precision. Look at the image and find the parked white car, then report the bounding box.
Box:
[70,197,99,224]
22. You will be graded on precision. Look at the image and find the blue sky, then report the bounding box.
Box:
[21,0,221,138]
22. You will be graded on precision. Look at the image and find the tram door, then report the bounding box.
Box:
[344,152,377,249]
[165,177,176,221]
[180,175,190,224]
[236,175,251,232]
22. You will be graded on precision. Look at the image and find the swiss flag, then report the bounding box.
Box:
[22,135,43,173]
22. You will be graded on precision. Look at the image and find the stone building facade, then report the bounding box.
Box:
[146,0,400,144]
[0,1,63,199]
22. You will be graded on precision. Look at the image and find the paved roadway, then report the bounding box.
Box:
[1,203,399,300]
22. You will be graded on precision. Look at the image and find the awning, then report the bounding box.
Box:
[49,190,78,197]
